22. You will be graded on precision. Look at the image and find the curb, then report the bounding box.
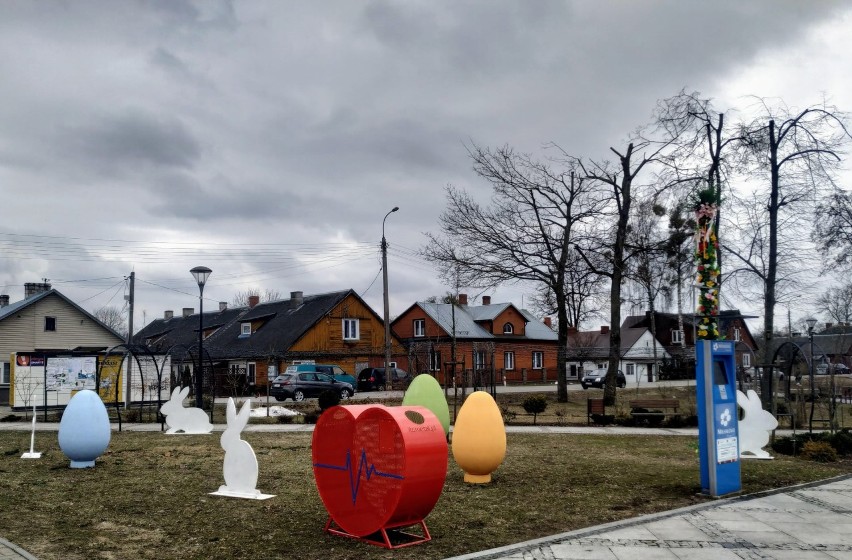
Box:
[0,537,38,560]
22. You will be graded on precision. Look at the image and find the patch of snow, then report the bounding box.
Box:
[249,406,301,418]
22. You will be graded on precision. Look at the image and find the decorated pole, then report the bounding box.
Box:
[694,187,721,340]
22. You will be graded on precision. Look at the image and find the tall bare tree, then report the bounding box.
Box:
[738,98,850,359]
[423,144,604,402]
[815,188,852,267]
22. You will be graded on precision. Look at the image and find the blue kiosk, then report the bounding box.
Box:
[696,339,741,497]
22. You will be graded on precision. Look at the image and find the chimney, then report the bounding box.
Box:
[543,317,552,328]
[290,291,303,309]
[219,302,227,312]
[164,310,174,320]
[458,293,468,306]
[0,295,8,308]
[182,307,194,318]
[24,282,51,298]
[826,323,834,330]
[482,295,491,305]
[600,325,610,334]
[248,295,260,308]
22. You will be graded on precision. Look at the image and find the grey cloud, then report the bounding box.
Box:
[59,110,201,172]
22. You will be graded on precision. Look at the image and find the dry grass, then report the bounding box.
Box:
[1,428,850,560]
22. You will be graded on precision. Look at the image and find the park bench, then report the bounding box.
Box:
[587,397,606,425]
[629,398,680,420]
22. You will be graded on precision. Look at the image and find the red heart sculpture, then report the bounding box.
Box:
[312,404,448,537]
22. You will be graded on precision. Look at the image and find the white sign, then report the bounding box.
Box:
[717,437,739,463]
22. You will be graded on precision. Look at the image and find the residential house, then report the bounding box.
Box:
[0,282,125,405]
[133,289,403,395]
[622,310,759,378]
[566,325,671,384]
[391,294,558,385]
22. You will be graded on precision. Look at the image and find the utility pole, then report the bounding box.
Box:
[126,271,135,345]
[382,206,399,388]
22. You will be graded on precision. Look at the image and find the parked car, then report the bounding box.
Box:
[270,372,354,402]
[283,363,357,387]
[580,369,626,390]
[357,367,411,391]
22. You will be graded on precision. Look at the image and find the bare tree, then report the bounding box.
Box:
[231,289,282,307]
[423,144,604,402]
[94,306,128,338]
[817,284,852,324]
[529,247,606,329]
[574,126,686,404]
[735,98,850,359]
[815,188,852,267]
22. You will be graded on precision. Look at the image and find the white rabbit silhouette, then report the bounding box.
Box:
[218,397,260,496]
[160,386,213,434]
[737,389,778,459]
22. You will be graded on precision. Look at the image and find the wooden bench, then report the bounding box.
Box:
[587,397,605,425]
[629,399,680,420]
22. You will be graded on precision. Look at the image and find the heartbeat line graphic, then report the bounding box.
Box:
[314,448,404,504]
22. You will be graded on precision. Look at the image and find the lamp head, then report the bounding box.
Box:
[190,266,212,288]
[805,317,818,332]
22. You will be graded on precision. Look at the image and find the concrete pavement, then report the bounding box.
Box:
[447,475,852,560]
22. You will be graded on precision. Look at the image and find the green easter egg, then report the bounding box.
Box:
[402,374,450,435]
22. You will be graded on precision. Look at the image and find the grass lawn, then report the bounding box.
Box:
[1,429,850,560]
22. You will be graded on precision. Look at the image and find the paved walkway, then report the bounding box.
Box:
[448,475,852,560]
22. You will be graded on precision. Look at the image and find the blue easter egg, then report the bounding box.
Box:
[58,389,111,468]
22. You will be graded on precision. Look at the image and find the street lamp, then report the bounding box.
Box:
[382,207,399,387]
[806,316,817,433]
[190,266,212,409]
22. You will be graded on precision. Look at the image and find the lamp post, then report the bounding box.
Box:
[806,316,817,433]
[382,207,399,388]
[190,266,212,409]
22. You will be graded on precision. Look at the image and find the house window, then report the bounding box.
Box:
[532,352,543,369]
[671,329,683,344]
[503,322,514,334]
[504,352,515,370]
[429,349,441,371]
[733,327,741,342]
[626,364,635,376]
[414,319,426,337]
[247,362,256,384]
[1,362,9,385]
[474,351,486,370]
[240,323,251,337]
[743,354,751,368]
[343,318,360,340]
[44,317,56,331]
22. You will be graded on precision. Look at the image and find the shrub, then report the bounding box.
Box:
[800,440,838,462]
[830,429,852,456]
[500,406,517,424]
[303,410,320,424]
[522,395,547,425]
[590,414,615,425]
[318,390,341,411]
[276,414,295,424]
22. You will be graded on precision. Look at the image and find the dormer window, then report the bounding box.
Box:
[671,329,683,344]
[240,323,251,338]
[503,322,514,334]
[414,319,426,337]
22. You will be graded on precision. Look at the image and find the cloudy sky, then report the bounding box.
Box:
[1,0,850,332]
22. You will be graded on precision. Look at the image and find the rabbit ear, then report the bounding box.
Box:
[737,390,749,409]
[238,400,252,424]
[747,389,760,404]
[179,386,190,400]
[226,397,237,423]
[171,387,182,400]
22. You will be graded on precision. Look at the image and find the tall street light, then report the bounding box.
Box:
[806,316,817,433]
[382,207,399,387]
[190,266,212,409]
